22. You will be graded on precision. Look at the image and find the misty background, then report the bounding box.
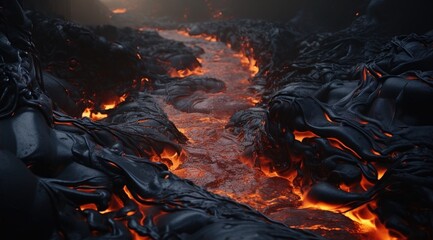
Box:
[21,0,433,33]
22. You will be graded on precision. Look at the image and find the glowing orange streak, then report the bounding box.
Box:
[81,95,127,120]
[375,71,383,78]
[302,198,397,239]
[235,52,259,77]
[168,67,204,78]
[324,112,333,122]
[328,137,362,159]
[112,8,127,14]
[149,149,186,171]
[204,35,218,42]
[294,224,343,231]
[371,149,381,156]
[175,29,259,77]
[384,132,393,137]
[82,107,108,120]
[293,130,319,142]
[246,96,260,105]
[377,168,387,180]
[79,203,98,211]
[343,204,399,240]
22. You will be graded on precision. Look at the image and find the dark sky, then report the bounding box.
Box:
[22,0,433,33]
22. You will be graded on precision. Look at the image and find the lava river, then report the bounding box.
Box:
[157,30,274,206]
[154,30,364,239]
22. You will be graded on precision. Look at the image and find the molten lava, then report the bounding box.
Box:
[81,94,127,120]
[293,130,319,142]
[77,27,405,239]
[168,66,204,78]
[157,29,388,239]
[235,52,259,77]
[150,148,186,171]
[112,8,127,14]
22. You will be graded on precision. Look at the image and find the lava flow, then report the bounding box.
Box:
[81,94,128,120]
[157,30,269,202]
[155,30,365,239]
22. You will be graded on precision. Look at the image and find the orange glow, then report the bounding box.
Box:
[174,29,259,77]
[203,35,218,42]
[257,156,280,177]
[295,224,343,231]
[374,71,383,78]
[150,148,186,171]
[302,197,347,213]
[112,8,127,14]
[362,68,367,81]
[90,112,108,120]
[81,108,107,120]
[377,168,387,180]
[177,30,191,37]
[79,203,98,211]
[176,30,218,42]
[302,197,398,240]
[239,152,280,178]
[235,52,259,77]
[81,95,127,121]
[151,29,403,240]
[79,185,155,239]
[81,107,92,118]
[293,130,319,142]
[360,175,375,191]
[123,186,134,199]
[344,204,399,240]
[102,103,116,110]
[75,27,408,240]
[211,189,293,213]
[168,66,204,78]
[339,183,351,192]
[384,132,393,137]
[328,137,362,159]
[371,149,381,156]
[372,163,388,180]
[152,28,404,240]
[324,112,333,122]
[362,67,372,81]
[246,96,260,105]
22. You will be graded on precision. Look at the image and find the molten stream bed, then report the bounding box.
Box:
[156,31,369,239]
[157,30,267,202]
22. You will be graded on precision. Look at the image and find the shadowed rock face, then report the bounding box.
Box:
[22,0,110,25]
